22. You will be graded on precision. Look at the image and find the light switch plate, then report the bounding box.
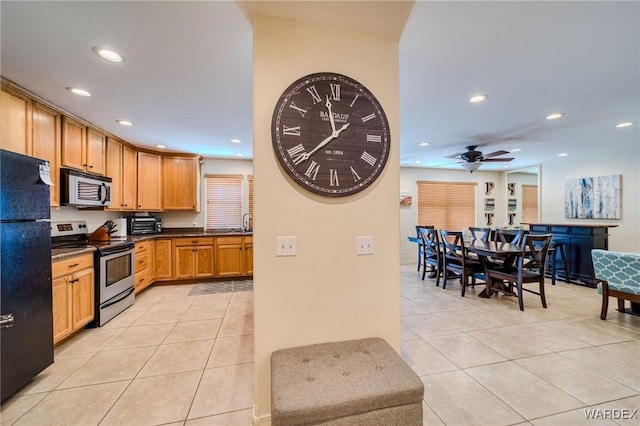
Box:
[356,236,374,255]
[277,236,297,256]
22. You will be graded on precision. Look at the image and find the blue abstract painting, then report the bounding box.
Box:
[565,175,621,219]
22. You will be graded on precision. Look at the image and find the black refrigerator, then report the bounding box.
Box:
[0,149,54,401]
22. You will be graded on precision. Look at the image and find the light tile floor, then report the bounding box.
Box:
[2,267,639,425]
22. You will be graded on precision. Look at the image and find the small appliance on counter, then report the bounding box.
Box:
[126,214,162,235]
[111,218,128,238]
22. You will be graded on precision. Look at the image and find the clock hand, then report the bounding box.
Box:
[299,123,350,163]
[325,95,337,133]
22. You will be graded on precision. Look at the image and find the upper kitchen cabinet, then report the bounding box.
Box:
[85,128,106,175]
[106,138,137,211]
[162,155,200,211]
[137,151,162,211]
[31,102,61,206]
[1,88,32,155]
[61,118,106,175]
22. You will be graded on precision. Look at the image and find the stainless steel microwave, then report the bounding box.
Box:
[60,168,112,207]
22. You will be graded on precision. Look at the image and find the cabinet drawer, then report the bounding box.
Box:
[175,237,214,247]
[53,253,94,278]
[244,235,253,244]
[135,251,150,273]
[135,268,150,290]
[135,240,151,254]
[217,236,243,245]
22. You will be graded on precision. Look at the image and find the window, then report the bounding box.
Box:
[205,174,247,230]
[522,184,538,224]
[417,181,477,230]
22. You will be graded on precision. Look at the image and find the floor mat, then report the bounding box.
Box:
[188,280,253,295]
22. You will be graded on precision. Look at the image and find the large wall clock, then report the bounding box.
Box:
[272,72,390,197]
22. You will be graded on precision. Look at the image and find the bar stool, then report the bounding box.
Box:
[547,241,569,285]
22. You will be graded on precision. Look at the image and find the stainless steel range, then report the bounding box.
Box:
[51,221,135,326]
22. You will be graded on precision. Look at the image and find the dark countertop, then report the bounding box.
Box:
[51,229,253,261]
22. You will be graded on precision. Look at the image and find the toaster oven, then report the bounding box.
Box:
[126,216,162,235]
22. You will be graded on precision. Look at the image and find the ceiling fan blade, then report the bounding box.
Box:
[479,157,514,162]
[445,152,464,159]
[482,150,510,159]
[432,161,464,168]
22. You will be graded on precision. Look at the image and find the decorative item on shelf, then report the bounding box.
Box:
[485,212,494,226]
[400,193,412,206]
[485,181,494,195]
[508,212,516,225]
[565,174,621,219]
[271,72,390,197]
[508,198,517,211]
[507,182,516,196]
[484,198,495,211]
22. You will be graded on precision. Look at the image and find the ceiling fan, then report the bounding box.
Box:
[447,145,514,172]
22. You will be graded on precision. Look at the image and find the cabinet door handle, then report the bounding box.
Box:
[68,263,79,268]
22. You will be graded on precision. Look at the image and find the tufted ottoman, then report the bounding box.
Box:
[271,338,424,425]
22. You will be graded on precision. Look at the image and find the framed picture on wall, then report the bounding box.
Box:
[484,198,495,211]
[508,198,517,211]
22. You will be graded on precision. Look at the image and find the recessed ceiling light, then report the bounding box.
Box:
[230,139,242,144]
[546,113,564,120]
[510,148,522,153]
[155,144,166,149]
[92,47,124,63]
[469,94,488,103]
[116,120,133,126]
[616,122,633,128]
[558,153,569,157]
[66,87,91,97]
[419,142,430,147]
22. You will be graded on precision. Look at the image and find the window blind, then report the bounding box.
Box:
[247,175,254,229]
[417,181,477,230]
[205,174,243,229]
[522,184,538,224]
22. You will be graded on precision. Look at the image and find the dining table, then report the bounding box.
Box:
[466,240,525,298]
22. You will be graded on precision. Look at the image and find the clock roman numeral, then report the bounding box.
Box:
[287,144,308,165]
[350,166,362,182]
[367,134,381,143]
[349,94,360,108]
[329,169,340,187]
[360,151,377,166]
[304,161,320,180]
[362,113,376,123]
[289,102,307,117]
[306,86,322,104]
[330,84,341,101]
[283,125,300,136]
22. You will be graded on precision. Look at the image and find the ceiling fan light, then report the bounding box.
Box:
[461,162,481,173]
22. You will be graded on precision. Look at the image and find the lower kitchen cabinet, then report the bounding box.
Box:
[174,237,214,279]
[134,240,153,293]
[154,239,173,280]
[215,235,253,277]
[52,253,94,344]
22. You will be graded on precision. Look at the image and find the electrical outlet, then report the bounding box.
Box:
[356,236,374,255]
[277,236,297,256]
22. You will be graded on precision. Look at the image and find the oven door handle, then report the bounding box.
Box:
[101,287,135,309]
[100,245,134,257]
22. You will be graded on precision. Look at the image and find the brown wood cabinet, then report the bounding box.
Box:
[31,102,61,206]
[52,253,95,344]
[174,237,214,279]
[215,235,253,277]
[134,241,153,293]
[85,128,106,175]
[61,117,86,171]
[137,151,162,210]
[154,239,173,280]
[106,139,138,211]
[162,156,199,211]
[1,88,31,155]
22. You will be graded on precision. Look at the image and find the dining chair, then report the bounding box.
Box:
[496,229,527,245]
[468,227,491,242]
[415,225,434,271]
[439,230,484,297]
[484,234,552,311]
[418,227,441,285]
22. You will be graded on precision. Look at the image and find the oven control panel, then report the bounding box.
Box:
[51,221,88,237]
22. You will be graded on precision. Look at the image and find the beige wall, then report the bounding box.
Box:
[252,14,401,421]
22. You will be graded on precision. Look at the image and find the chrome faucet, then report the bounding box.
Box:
[242,213,253,232]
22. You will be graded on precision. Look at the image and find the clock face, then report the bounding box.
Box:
[272,72,390,197]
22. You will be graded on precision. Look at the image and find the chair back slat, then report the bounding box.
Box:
[469,227,491,241]
[497,229,527,245]
[519,234,552,270]
[419,227,439,258]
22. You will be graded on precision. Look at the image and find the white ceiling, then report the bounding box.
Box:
[2,1,638,171]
